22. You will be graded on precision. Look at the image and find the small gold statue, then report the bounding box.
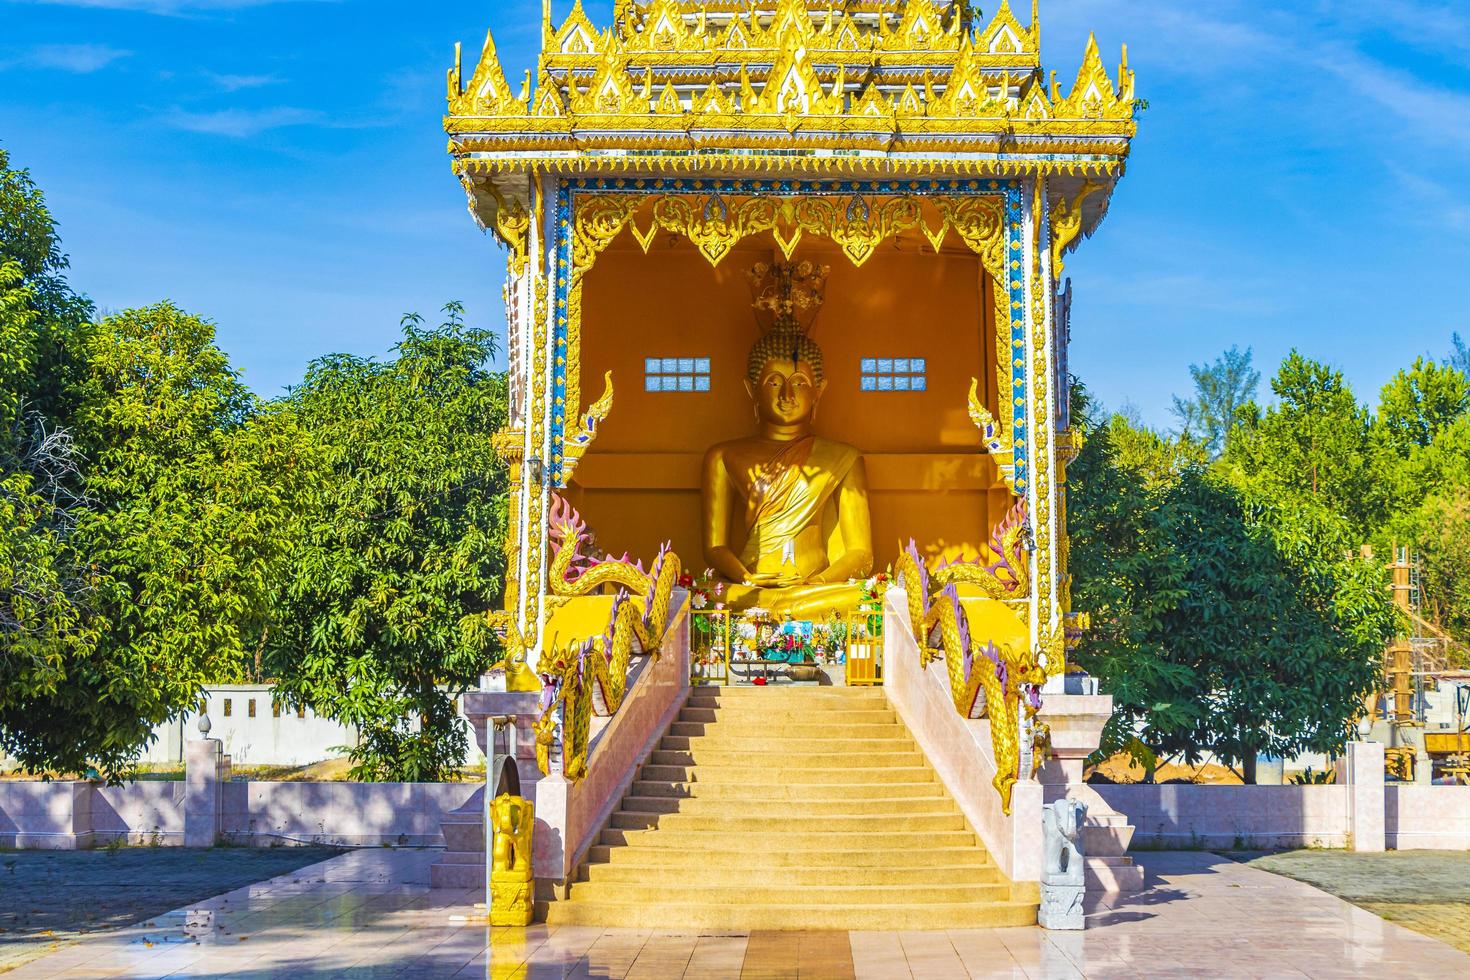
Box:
[489,793,534,927]
[702,260,873,621]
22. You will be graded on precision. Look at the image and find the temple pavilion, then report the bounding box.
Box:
[447,0,1142,929]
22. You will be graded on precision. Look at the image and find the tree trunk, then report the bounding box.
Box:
[1243,752,1257,785]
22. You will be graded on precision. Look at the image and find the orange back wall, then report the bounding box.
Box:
[566,234,1007,573]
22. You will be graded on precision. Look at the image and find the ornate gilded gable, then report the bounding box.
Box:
[447,1,1139,183]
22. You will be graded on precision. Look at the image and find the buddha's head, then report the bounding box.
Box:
[746,334,826,428]
[746,260,830,429]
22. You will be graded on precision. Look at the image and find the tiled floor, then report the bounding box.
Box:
[3,850,1469,978]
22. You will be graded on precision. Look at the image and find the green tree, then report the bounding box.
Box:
[0,148,92,425]
[1072,393,1397,782]
[262,306,509,782]
[1451,333,1469,376]
[1170,345,1259,457]
[1226,351,1378,526]
[1,264,92,726]
[1,303,303,778]
[1374,358,1470,458]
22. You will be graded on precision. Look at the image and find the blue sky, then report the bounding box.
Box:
[1,1,1468,426]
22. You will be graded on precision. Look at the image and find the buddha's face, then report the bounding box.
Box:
[746,358,826,428]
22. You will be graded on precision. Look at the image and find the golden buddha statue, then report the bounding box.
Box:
[701,260,873,621]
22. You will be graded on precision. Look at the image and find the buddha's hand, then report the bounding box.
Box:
[743,572,807,588]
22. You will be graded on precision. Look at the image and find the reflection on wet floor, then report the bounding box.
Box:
[3,850,1469,978]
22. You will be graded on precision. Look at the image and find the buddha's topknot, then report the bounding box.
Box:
[747,330,825,383]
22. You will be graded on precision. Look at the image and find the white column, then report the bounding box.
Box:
[184,737,226,847]
[1341,741,1386,853]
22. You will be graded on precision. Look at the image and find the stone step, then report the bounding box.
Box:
[583,843,995,871]
[1084,822,1136,858]
[687,687,886,700]
[668,721,906,739]
[630,779,939,800]
[658,735,914,753]
[428,852,483,890]
[567,880,1012,907]
[677,706,897,724]
[581,863,1005,887]
[649,748,925,768]
[618,795,955,817]
[1086,856,1146,894]
[599,827,978,851]
[639,763,936,784]
[545,900,1037,931]
[609,810,967,833]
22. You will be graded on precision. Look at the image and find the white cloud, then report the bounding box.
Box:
[164,105,320,137]
[4,43,132,72]
[202,71,281,91]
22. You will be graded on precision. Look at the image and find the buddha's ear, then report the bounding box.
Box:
[743,376,757,401]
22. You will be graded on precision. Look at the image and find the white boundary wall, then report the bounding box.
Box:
[0,777,477,849]
[135,685,487,768]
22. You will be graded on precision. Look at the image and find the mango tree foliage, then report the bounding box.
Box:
[1,304,305,777]
[1,263,91,721]
[0,148,92,426]
[1071,399,1397,782]
[262,307,509,782]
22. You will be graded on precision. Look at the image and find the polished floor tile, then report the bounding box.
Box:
[4,850,1469,978]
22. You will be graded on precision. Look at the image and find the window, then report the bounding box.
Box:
[861,358,927,392]
[223,698,232,718]
[645,357,711,392]
[247,699,256,718]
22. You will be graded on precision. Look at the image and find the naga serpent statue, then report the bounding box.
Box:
[892,501,1055,813]
[527,502,682,780]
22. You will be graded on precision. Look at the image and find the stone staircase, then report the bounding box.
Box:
[547,685,1038,931]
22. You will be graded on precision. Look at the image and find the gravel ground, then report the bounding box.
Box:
[1242,849,1470,954]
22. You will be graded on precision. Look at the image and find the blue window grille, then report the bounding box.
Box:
[644,357,712,392]
[860,357,927,392]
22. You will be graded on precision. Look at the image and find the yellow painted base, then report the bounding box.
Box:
[490,874,534,927]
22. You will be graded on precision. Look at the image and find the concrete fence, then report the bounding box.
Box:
[0,738,477,849]
[1091,742,1470,852]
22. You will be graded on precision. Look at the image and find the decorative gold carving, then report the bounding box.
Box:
[1031,176,1062,678]
[969,378,1018,496]
[562,370,614,479]
[447,1,1138,184]
[485,183,531,278]
[1049,181,1104,278]
[561,190,1014,440]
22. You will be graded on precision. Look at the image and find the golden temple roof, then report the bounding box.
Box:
[446,0,1138,180]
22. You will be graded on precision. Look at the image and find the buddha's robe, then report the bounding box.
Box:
[725,436,866,621]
